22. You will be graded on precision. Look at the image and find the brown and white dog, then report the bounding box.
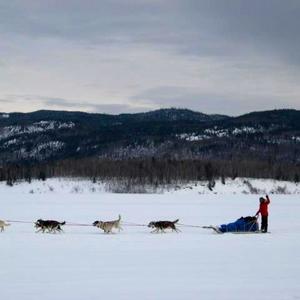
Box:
[93,215,122,234]
[148,219,180,233]
[0,220,10,232]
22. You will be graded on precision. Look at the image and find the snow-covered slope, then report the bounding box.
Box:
[0,189,299,300]
[172,178,300,195]
[1,177,299,194]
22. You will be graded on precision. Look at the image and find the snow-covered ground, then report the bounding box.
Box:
[1,177,299,194]
[1,181,299,300]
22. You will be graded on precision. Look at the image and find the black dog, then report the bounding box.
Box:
[148,219,180,233]
[35,219,66,233]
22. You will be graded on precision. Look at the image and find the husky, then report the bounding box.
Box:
[93,215,122,234]
[148,219,180,233]
[0,220,11,232]
[35,219,66,233]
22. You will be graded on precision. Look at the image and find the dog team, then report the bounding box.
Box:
[0,215,180,234]
[0,195,271,234]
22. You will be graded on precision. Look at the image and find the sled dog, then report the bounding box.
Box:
[0,220,11,232]
[35,219,66,233]
[148,219,180,233]
[93,215,122,234]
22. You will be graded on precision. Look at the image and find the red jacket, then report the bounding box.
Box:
[256,196,270,216]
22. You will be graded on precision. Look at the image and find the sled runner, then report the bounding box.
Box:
[231,231,271,234]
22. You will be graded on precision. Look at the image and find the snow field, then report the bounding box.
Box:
[1,177,300,194]
[1,191,300,300]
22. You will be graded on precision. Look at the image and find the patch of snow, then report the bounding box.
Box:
[3,138,18,147]
[0,121,75,140]
[0,125,22,140]
[177,126,265,142]
[204,128,229,137]
[177,133,211,141]
[232,126,261,135]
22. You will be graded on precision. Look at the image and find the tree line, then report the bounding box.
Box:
[1,157,299,187]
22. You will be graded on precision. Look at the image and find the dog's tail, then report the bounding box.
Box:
[118,214,121,221]
[173,219,179,224]
[60,221,66,226]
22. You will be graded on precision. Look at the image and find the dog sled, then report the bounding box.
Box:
[203,216,259,234]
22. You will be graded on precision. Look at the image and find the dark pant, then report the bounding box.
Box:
[261,216,268,232]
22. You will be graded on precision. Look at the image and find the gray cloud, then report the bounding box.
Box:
[131,86,298,116]
[0,1,300,115]
[41,96,150,114]
[0,95,151,114]
[1,1,300,62]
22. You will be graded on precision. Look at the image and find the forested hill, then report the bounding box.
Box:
[0,108,299,164]
[0,108,300,182]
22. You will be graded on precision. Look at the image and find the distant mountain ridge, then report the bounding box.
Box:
[0,108,300,166]
[118,108,230,122]
[0,108,230,125]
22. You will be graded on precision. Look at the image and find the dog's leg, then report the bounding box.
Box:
[1,226,4,232]
[54,226,61,234]
[173,227,181,233]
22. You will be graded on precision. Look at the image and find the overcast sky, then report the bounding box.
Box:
[0,0,300,116]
